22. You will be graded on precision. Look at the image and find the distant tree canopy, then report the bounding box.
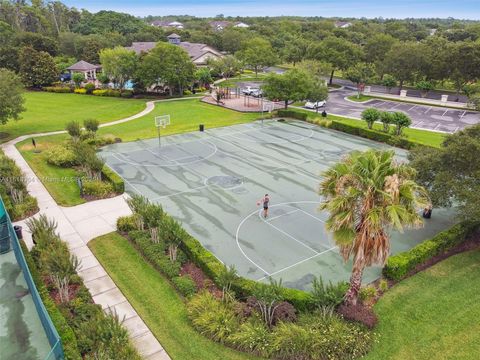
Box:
[1,0,480,93]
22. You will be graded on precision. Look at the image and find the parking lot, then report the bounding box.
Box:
[320,90,480,134]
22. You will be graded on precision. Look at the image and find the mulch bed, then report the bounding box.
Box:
[180,261,222,298]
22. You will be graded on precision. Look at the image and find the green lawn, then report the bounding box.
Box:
[366,249,480,360]
[16,99,260,205]
[0,92,146,143]
[96,98,260,142]
[89,232,261,360]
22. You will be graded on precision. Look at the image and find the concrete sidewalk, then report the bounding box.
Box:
[1,102,173,359]
[365,91,469,109]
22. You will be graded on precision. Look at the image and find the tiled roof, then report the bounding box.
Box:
[66,60,100,71]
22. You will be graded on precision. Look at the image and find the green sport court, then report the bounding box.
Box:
[99,119,455,290]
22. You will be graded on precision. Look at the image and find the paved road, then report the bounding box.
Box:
[319,89,479,133]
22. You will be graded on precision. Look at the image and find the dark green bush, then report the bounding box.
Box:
[383,221,479,280]
[44,145,77,167]
[128,230,181,280]
[276,109,308,121]
[82,180,114,198]
[329,120,420,150]
[101,165,124,193]
[120,90,133,98]
[172,275,197,297]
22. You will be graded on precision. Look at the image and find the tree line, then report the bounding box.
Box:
[2,1,480,105]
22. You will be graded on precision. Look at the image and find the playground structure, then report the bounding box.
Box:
[204,86,283,112]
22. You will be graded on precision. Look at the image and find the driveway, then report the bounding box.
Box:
[318,89,480,133]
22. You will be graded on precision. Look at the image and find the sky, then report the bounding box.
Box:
[62,0,480,19]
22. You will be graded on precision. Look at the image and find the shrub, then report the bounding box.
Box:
[101,165,124,193]
[276,109,308,121]
[84,83,95,94]
[361,108,381,129]
[310,276,348,308]
[270,322,311,359]
[120,90,133,98]
[117,215,136,233]
[379,111,393,132]
[383,221,479,280]
[82,180,114,198]
[187,292,240,343]
[172,275,197,297]
[84,118,99,134]
[92,89,107,96]
[391,111,412,136]
[72,73,84,88]
[337,303,378,329]
[44,86,72,93]
[74,88,87,94]
[106,89,121,97]
[66,121,82,140]
[328,120,421,150]
[379,279,389,293]
[184,89,193,95]
[228,319,273,358]
[11,195,38,220]
[44,145,77,167]
[359,285,377,303]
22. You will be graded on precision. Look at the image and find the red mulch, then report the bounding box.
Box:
[180,261,222,297]
[337,303,378,329]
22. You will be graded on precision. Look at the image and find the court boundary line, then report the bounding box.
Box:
[235,201,325,277]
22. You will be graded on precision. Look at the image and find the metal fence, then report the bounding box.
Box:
[0,198,64,359]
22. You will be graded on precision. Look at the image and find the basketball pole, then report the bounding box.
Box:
[157,125,161,150]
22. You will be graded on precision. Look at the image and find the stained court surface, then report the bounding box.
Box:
[99,120,455,290]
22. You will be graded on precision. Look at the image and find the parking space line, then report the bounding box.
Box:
[424,106,432,114]
[408,105,417,111]
[390,103,402,109]
[415,121,424,127]
[442,109,449,116]
[453,127,459,133]
[460,110,466,118]
[434,124,441,130]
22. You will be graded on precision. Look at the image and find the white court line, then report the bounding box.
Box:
[259,213,320,254]
[104,157,144,195]
[294,208,326,223]
[266,209,299,222]
[236,201,321,276]
[257,246,337,282]
[408,105,417,111]
[442,109,449,116]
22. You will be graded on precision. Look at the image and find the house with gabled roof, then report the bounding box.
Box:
[126,34,223,66]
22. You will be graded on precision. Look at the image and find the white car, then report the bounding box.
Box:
[242,86,260,96]
[304,100,326,109]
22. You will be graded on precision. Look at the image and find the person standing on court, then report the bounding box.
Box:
[258,194,270,218]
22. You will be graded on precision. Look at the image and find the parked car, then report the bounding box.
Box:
[242,86,260,96]
[304,100,326,109]
[59,73,71,82]
[251,89,263,97]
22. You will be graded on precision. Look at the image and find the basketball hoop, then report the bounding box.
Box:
[155,115,170,148]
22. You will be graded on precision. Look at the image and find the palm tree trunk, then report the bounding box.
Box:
[345,258,364,306]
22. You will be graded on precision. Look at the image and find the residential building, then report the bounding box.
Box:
[334,21,352,28]
[209,20,250,31]
[126,34,223,66]
[150,20,184,29]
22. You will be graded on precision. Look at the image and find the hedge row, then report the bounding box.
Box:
[43,87,133,98]
[277,109,308,121]
[275,108,430,150]
[179,224,315,311]
[328,121,422,150]
[20,240,81,359]
[383,221,480,281]
[102,165,125,193]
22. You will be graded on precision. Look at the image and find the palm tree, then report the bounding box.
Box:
[319,149,429,305]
